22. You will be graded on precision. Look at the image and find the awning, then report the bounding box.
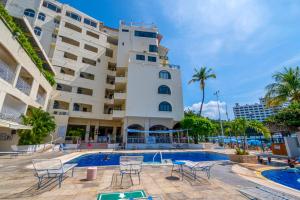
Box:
[0,119,32,130]
[127,129,188,134]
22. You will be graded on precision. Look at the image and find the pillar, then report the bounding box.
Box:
[144,118,150,143]
[112,126,117,143]
[85,124,90,143]
[0,91,6,112]
[123,119,128,145]
[12,64,21,88]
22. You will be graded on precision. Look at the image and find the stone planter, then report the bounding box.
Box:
[228,154,257,164]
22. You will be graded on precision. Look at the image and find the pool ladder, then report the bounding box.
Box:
[152,151,163,163]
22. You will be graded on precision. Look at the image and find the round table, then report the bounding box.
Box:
[171,161,185,180]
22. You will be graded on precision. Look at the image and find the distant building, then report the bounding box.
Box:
[233,98,287,122]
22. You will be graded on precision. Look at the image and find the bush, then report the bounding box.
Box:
[235,148,249,155]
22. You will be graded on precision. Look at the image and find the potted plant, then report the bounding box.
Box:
[228,148,257,163]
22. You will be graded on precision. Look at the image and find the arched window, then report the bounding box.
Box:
[158,85,171,95]
[159,70,171,79]
[159,101,172,112]
[34,26,42,36]
[38,12,46,21]
[24,9,35,17]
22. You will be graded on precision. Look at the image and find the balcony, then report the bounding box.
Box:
[0,60,15,84]
[16,77,32,96]
[53,100,69,110]
[114,92,126,100]
[112,110,125,118]
[115,76,127,83]
[36,94,46,105]
[0,112,22,123]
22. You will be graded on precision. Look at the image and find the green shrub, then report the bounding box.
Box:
[235,148,249,155]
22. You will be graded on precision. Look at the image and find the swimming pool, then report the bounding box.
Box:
[262,168,300,191]
[67,151,228,167]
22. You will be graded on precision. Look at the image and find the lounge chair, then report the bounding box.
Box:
[120,156,143,185]
[0,151,20,158]
[239,186,299,200]
[32,159,77,188]
[178,160,216,180]
[11,145,32,154]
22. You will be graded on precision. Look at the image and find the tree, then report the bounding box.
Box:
[265,102,300,133]
[18,107,56,145]
[181,116,214,144]
[188,67,216,116]
[230,118,270,150]
[265,66,300,106]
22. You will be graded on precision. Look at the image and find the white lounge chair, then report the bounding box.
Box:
[32,159,77,188]
[178,160,216,180]
[120,156,143,185]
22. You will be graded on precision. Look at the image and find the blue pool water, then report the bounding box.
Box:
[67,151,228,167]
[262,168,300,191]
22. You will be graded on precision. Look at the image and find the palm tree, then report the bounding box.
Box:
[231,118,270,150]
[189,67,216,116]
[265,66,300,106]
[18,107,56,145]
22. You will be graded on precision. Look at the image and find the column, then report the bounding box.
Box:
[122,119,128,145]
[30,79,39,100]
[85,124,90,143]
[94,121,99,143]
[112,126,117,143]
[12,64,21,88]
[0,92,6,112]
[144,118,150,143]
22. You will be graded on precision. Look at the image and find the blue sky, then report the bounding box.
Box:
[60,0,300,119]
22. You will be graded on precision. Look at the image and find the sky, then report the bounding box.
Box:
[60,0,300,119]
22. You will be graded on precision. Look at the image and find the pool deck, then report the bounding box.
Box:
[0,149,299,200]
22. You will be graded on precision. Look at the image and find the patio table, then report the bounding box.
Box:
[171,161,185,180]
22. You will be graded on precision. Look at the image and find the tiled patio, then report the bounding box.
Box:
[0,152,251,200]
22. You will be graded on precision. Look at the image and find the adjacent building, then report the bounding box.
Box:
[3,0,184,148]
[0,12,54,150]
[233,98,286,122]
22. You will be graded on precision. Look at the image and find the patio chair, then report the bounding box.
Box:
[239,186,299,200]
[32,159,77,188]
[178,160,216,180]
[119,156,143,185]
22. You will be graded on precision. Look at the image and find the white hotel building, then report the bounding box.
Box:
[3,0,184,148]
[233,98,285,122]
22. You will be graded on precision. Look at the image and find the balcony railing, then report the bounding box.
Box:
[36,94,46,105]
[168,64,180,70]
[0,112,22,123]
[0,60,15,84]
[16,78,32,95]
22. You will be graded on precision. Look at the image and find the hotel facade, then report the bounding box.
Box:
[2,0,184,148]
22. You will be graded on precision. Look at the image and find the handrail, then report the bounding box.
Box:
[152,151,163,163]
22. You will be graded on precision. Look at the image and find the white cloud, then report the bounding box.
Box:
[185,100,226,119]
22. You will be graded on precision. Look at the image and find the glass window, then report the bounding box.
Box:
[34,26,42,36]
[84,18,97,28]
[159,102,172,112]
[54,18,60,25]
[24,9,35,17]
[159,70,171,79]
[66,11,81,22]
[149,45,158,52]
[136,54,145,61]
[37,12,46,21]
[148,56,156,62]
[42,1,61,13]
[158,85,171,95]
[134,30,157,38]
[122,29,129,32]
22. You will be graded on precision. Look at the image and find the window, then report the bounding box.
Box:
[134,30,157,38]
[82,57,96,66]
[64,52,77,61]
[136,54,145,61]
[34,27,42,36]
[84,18,97,28]
[159,70,171,79]
[84,44,98,53]
[159,102,172,112]
[66,11,81,22]
[148,56,156,62]
[80,72,94,80]
[158,85,171,95]
[122,29,129,32]
[24,9,35,17]
[64,22,82,33]
[86,31,99,39]
[37,12,45,21]
[54,18,60,25]
[105,48,113,58]
[149,45,158,52]
[42,1,61,13]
